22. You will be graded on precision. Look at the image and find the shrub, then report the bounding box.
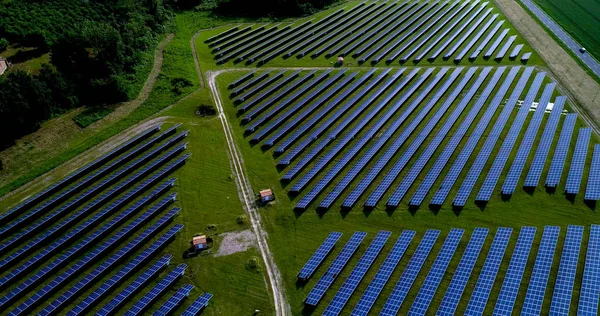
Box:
[0,38,8,52]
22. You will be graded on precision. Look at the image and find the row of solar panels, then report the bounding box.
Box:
[229,67,600,209]
[0,125,211,314]
[299,226,600,315]
[207,0,533,65]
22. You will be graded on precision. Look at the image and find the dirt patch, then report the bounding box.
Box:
[493,0,600,133]
[215,229,256,257]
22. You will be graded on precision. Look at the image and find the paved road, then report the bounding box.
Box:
[519,0,600,78]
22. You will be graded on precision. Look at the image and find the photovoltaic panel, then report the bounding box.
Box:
[153,284,193,316]
[236,70,301,111]
[379,230,440,316]
[585,145,600,201]
[501,82,556,195]
[495,35,517,59]
[524,96,566,188]
[454,14,498,62]
[228,71,255,89]
[181,293,213,316]
[484,28,509,58]
[291,68,425,198]
[350,230,415,316]
[452,67,533,207]
[549,225,584,315]
[437,228,488,316]
[390,67,490,205]
[431,66,520,206]
[304,231,367,306]
[408,66,502,206]
[97,255,173,316]
[205,26,239,43]
[578,225,600,315]
[298,232,343,281]
[40,224,184,315]
[124,264,188,316]
[476,71,546,202]
[509,44,524,58]
[322,231,390,316]
[230,71,270,97]
[521,52,532,61]
[470,20,504,59]
[521,226,560,316]
[408,229,463,315]
[464,227,512,315]
[443,7,494,59]
[545,113,577,188]
[492,226,536,315]
[565,128,591,195]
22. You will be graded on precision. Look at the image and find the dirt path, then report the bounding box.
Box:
[207,70,289,316]
[493,0,600,134]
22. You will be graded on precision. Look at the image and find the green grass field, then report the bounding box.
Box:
[531,0,600,61]
[1,0,599,315]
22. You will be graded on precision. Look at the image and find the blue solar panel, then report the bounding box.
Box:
[464,227,512,315]
[408,229,463,315]
[357,68,465,208]
[454,14,498,62]
[230,71,270,96]
[277,69,387,166]
[66,228,181,316]
[452,67,534,207]
[98,255,173,316]
[412,1,482,62]
[392,67,490,205]
[362,67,466,207]
[305,231,366,306]
[153,284,194,316]
[272,70,374,154]
[484,28,509,58]
[495,35,517,59]
[470,20,504,59]
[379,230,440,316]
[250,70,346,141]
[509,44,524,58]
[501,83,556,195]
[291,68,419,199]
[565,128,591,194]
[237,71,301,112]
[313,68,439,209]
[351,230,415,316]
[521,226,560,316]
[476,71,546,201]
[429,2,487,60]
[0,176,175,277]
[437,228,488,316]
[181,293,213,316]
[4,206,182,314]
[242,70,318,122]
[234,71,283,100]
[40,224,184,315]
[545,113,577,188]
[398,1,474,62]
[0,124,162,226]
[298,232,343,281]
[124,264,188,316]
[585,145,600,201]
[0,127,184,243]
[492,226,536,315]
[578,225,600,315]
[431,66,519,205]
[408,66,500,206]
[322,231,390,316]
[228,71,255,89]
[549,225,584,315]
[524,96,566,188]
[444,8,494,59]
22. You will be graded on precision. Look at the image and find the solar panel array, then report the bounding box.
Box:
[125,264,188,316]
[521,226,560,316]
[549,225,584,315]
[493,226,536,315]
[0,125,198,314]
[305,231,367,306]
[545,113,578,188]
[207,0,524,65]
[181,293,213,316]
[153,284,194,316]
[298,232,343,281]
[578,225,600,315]
[585,145,600,201]
[565,128,592,194]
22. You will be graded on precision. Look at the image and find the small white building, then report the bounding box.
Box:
[0,58,8,76]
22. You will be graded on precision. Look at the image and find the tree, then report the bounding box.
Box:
[0,38,8,52]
